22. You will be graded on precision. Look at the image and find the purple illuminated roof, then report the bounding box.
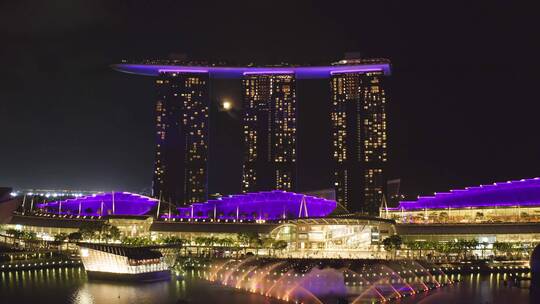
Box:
[391,178,540,210]
[170,191,336,221]
[112,63,391,79]
[36,192,158,216]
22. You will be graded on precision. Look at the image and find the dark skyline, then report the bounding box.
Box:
[1,1,539,198]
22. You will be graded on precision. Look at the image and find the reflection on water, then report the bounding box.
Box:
[399,272,531,304]
[0,267,532,304]
[0,268,272,304]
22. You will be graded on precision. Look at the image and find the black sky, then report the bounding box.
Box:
[1,1,539,198]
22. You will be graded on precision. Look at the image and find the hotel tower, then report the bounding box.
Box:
[153,71,209,205]
[114,58,390,211]
[241,73,297,193]
[330,64,388,214]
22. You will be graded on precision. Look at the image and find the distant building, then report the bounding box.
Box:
[241,73,297,192]
[330,61,389,215]
[153,71,210,205]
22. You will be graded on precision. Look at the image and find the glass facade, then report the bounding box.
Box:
[153,72,209,205]
[241,73,297,192]
[271,218,395,258]
[330,71,388,214]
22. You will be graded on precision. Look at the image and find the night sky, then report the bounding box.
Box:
[1,1,538,198]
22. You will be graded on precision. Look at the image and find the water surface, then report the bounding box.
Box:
[0,267,531,304]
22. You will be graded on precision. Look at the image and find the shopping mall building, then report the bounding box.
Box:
[3,178,540,258]
[384,178,540,245]
[1,191,394,258]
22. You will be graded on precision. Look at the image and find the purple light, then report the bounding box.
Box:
[168,190,336,221]
[392,177,540,210]
[112,63,391,79]
[36,192,158,216]
[330,69,382,75]
[158,69,209,74]
[243,71,295,75]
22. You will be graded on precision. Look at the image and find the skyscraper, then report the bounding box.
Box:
[115,60,390,207]
[153,71,210,205]
[241,73,297,193]
[330,68,388,214]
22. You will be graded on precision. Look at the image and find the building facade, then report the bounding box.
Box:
[384,178,540,224]
[241,73,297,192]
[330,69,388,215]
[153,72,210,205]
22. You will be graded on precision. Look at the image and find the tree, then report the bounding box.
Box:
[262,237,275,253]
[79,222,101,240]
[54,233,68,242]
[5,228,23,239]
[68,232,82,243]
[493,241,513,257]
[218,237,234,248]
[22,231,37,240]
[122,236,152,246]
[382,235,403,259]
[253,237,263,256]
[160,235,184,245]
[272,240,288,256]
[104,226,121,242]
[236,232,251,246]
[466,239,479,259]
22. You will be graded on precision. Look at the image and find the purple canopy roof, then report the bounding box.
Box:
[112,63,391,79]
[391,178,540,211]
[170,190,336,221]
[37,192,158,216]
